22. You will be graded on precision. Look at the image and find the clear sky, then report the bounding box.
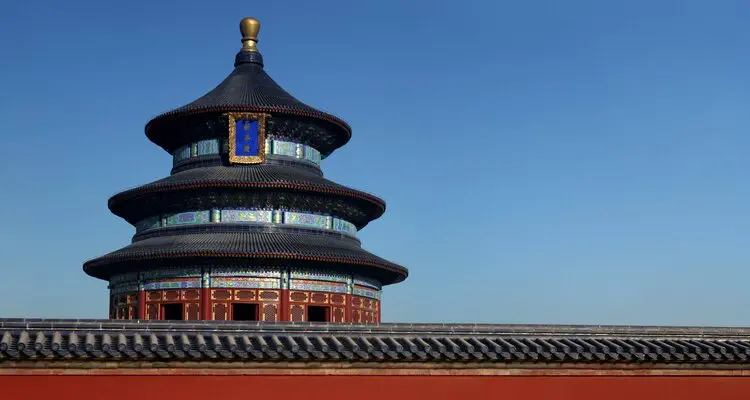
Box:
[1,0,749,326]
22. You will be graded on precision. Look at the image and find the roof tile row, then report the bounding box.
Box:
[2,320,749,364]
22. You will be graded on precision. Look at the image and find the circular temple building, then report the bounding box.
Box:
[83,17,408,323]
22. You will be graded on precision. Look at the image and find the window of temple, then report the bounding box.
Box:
[162,303,184,321]
[307,306,330,322]
[232,303,259,321]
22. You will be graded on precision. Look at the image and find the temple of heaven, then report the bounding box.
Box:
[2,16,750,400]
[82,17,406,323]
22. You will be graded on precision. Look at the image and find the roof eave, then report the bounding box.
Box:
[144,106,352,154]
[83,251,408,284]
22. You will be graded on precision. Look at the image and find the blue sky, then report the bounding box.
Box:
[1,0,749,325]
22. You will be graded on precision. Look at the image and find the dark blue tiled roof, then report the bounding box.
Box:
[145,51,351,151]
[108,165,386,220]
[2,319,749,365]
[83,230,408,283]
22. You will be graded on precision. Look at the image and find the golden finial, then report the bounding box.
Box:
[239,17,261,52]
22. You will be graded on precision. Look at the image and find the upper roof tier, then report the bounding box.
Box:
[145,18,351,154]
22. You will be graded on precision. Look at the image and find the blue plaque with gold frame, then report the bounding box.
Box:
[227,112,269,164]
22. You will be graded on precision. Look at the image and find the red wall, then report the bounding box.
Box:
[2,375,749,399]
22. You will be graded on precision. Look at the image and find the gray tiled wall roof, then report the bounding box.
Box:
[2,319,750,365]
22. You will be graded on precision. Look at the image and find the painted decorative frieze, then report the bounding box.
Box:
[272,140,298,157]
[290,269,349,284]
[143,279,201,290]
[210,266,282,278]
[290,279,347,294]
[354,275,382,290]
[172,137,322,165]
[333,218,357,235]
[211,277,281,289]
[172,145,191,163]
[165,211,210,226]
[142,267,201,280]
[134,216,161,232]
[220,209,273,223]
[110,283,139,295]
[135,209,357,236]
[109,272,139,285]
[353,285,381,300]
[284,212,330,229]
[196,139,219,156]
[304,146,321,164]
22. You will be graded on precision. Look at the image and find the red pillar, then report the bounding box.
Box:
[136,273,146,320]
[280,289,290,321]
[200,269,211,320]
[201,288,211,320]
[345,294,352,323]
[137,289,145,320]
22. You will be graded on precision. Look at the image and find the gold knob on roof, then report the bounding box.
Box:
[240,17,261,52]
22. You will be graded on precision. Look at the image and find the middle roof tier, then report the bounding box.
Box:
[108,164,386,229]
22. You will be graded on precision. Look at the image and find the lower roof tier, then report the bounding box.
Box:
[83,230,407,285]
[108,165,385,228]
